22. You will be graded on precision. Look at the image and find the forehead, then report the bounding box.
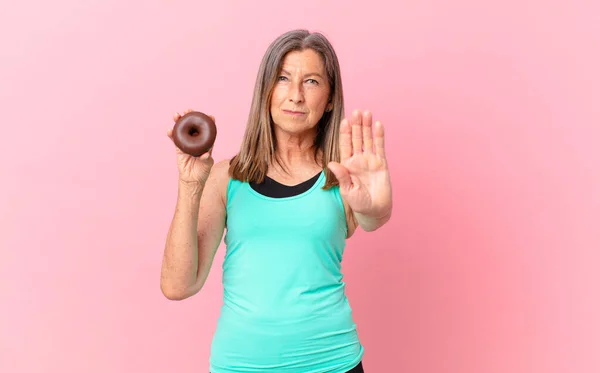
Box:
[280,49,326,74]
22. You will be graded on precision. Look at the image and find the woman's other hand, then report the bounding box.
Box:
[328,110,392,230]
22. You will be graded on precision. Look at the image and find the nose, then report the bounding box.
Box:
[288,80,304,104]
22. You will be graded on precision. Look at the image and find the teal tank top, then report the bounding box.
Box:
[209,170,364,373]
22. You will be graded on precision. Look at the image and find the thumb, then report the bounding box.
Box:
[328,162,352,191]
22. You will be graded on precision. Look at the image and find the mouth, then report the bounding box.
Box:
[283,110,306,116]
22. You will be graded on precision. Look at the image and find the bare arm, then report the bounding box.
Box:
[160,159,229,300]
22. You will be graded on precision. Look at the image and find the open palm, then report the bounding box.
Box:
[328,110,392,220]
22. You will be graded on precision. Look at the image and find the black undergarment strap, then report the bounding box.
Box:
[250,172,321,198]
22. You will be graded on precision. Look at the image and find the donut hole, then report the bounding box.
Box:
[187,127,200,137]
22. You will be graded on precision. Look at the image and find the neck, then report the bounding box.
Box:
[273,128,319,168]
[270,131,323,181]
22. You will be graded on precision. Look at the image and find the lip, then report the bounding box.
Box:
[283,110,306,116]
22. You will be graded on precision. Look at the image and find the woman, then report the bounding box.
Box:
[161,29,392,373]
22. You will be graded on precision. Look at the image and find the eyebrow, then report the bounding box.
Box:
[281,69,325,80]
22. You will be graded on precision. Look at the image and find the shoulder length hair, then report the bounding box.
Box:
[228,29,345,189]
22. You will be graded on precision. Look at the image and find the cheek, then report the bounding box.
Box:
[309,94,329,113]
[313,87,330,105]
[270,86,286,105]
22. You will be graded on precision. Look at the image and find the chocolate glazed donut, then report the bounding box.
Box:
[172,111,217,157]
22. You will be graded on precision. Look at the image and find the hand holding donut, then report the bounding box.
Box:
[167,109,217,186]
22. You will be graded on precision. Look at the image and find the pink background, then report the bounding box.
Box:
[1,0,599,372]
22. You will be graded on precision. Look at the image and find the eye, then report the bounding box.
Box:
[306,79,319,85]
[277,76,288,81]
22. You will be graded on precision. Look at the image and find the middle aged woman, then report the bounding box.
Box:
[161,29,393,373]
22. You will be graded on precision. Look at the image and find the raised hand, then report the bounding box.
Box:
[328,110,392,223]
[168,109,215,186]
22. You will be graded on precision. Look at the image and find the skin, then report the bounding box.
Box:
[160,49,392,301]
[328,109,393,232]
[268,48,333,182]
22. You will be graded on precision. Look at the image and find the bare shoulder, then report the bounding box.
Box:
[205,158,231,205]
[195,158,230,235]
[210,158,231,176]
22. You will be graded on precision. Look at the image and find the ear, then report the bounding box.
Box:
[325,102,333,112]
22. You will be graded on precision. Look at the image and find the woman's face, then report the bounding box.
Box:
[270,49,332,135]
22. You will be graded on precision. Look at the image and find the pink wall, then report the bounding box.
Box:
[1,1,599,372]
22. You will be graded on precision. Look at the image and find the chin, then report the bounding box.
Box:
[274,121,316,134]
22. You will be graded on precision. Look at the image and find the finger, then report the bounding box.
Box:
[374,120,386,158]
[173,112,181,122]
[362,111,373,153]
[184,108,193,114]
[167,128,173,139]
[209,115,216,123]
[351,110,363,154]
[339,118,352,161]
[328,161,352,192]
